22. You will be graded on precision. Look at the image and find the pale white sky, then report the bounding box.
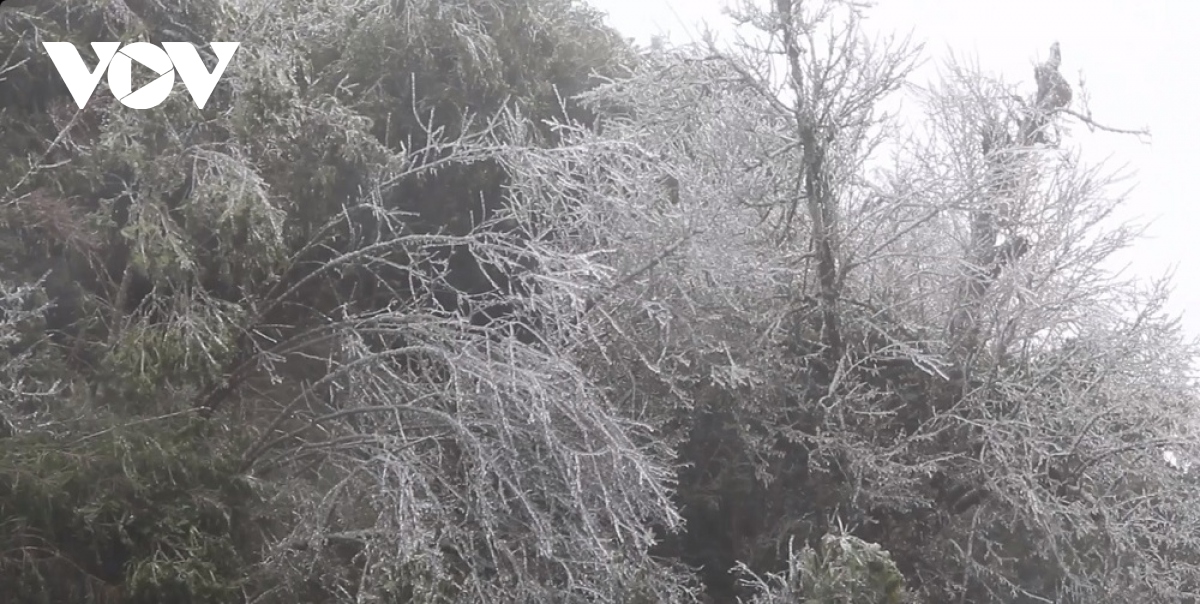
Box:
[587,0,1200,339]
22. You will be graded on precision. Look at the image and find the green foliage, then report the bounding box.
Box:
[0,418,262,603]
[0,0,666,602]
[797,534,908,604]
[99,307,243,410]
[741,533,910,604]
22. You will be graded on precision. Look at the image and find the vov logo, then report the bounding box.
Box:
[41,41,239,110]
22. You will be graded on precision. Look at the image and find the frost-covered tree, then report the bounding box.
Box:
[0,0,698,602]
[2,0,1198,602]
[492,0,1200,602]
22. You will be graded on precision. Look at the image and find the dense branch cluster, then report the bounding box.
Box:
[0,0,1194,603]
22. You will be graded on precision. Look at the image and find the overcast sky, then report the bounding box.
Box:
[587,0,1199,339]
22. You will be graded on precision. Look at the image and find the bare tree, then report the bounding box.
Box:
[519,2,1200,602]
